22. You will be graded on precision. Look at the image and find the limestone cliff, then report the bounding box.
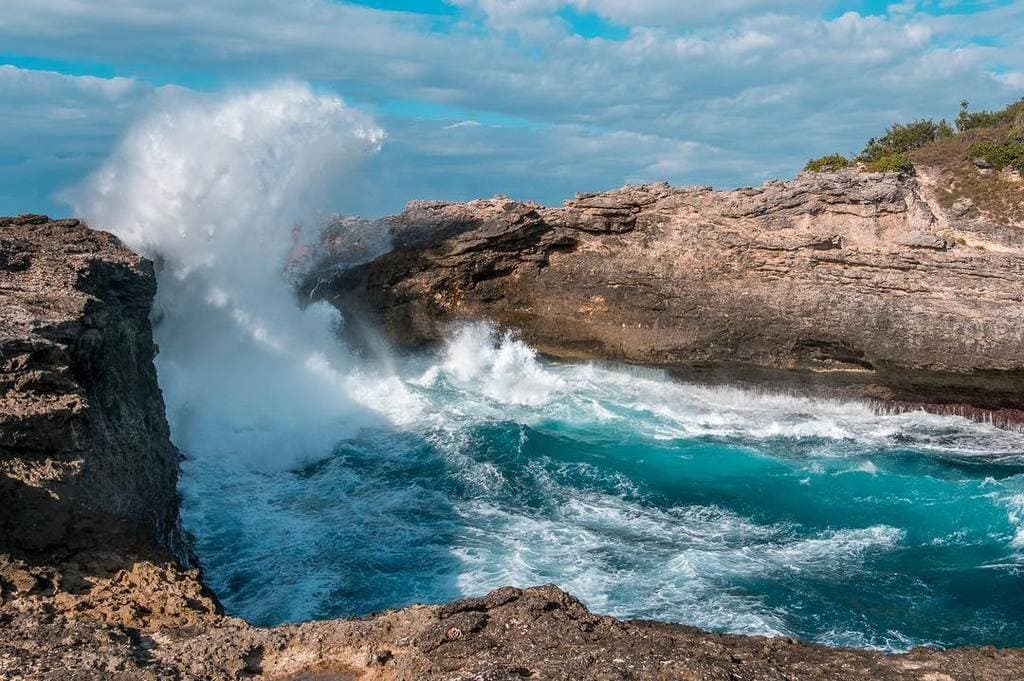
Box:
[0,214,182,555]
[312,170,1024,422]
[4,214,1024,681]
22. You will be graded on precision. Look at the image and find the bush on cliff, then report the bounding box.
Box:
[968,140,1024,173]
[865,152,915,174]
[956,98,1024,132]
[800,97,1024,194]
[804,154,851,172]
[859,119,953,162]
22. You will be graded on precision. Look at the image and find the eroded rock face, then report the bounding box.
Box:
[5,213,1024,680]
[313,171,1024,421]
[0,215,182,555]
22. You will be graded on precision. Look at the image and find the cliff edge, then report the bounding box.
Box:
[0,214,182,555]
[313,170,1024,423]
[4,216,1024,680]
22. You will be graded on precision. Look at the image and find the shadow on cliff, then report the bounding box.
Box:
[0,472,184,597]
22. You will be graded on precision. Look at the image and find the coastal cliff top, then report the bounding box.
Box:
[0,214,152,337]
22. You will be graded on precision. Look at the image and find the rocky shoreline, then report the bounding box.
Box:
[3,186,1024,679]
[312,170,1024,426]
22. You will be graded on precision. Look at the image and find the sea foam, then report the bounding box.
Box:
[67,83,1024,652]
[70,82,395,469]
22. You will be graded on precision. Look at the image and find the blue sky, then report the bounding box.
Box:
[1,0,1022,217]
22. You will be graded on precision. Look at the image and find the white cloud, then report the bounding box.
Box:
[444,120,483,129]
[570,0,826,26]
[0,66,163,216]
[995,71,1024,89]
[1,0,1023,216]
[0,65,149,104]
[340,115,746,217]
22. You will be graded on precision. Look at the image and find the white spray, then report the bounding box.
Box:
[70,82,390,469]
[59,78,1024,649]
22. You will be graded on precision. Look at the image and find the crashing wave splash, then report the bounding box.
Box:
[70,82,1024,652]
[71,82,390,469]
[420,323,1024,458]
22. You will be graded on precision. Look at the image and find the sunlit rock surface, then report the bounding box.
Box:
[4,215,1024,680]
[0,214,181,554]
[315,170,1024,423]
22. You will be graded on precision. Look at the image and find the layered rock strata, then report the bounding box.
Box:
[4,213,1024,680]
[313,171,1024,422]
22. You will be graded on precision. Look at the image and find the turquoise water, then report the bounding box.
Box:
[180,324,1024,651]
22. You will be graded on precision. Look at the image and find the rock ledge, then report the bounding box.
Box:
[313,171,1024,423]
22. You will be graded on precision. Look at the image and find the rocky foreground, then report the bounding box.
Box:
[3,190,1024,680]
[313,169,1024,423]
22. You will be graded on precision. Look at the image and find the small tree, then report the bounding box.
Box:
[804,154,851,172]
[860,119,951,162]
[956,99,973,132]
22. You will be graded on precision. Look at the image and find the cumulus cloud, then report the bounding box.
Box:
[339,117,748,216]
[572,0,827,26]
[995,71,1024,89]
[1,0,1022,216]
[451,0,829,31]
[0,66,162,216]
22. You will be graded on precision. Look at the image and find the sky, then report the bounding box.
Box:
[1,0,1022,218]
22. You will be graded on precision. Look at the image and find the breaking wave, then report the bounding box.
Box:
[179,322,1024,650]
[70,82,393,469]
[70,83,1024,652]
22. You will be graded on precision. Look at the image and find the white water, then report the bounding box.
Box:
[67,80,1024,473]
[414,324,1024,460]
[67,83,1024,650]
[173,323,1024,644]
[70,82,395,469]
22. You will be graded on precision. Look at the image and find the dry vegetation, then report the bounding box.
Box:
[911,123,1024,225]
[805,98,1024,227]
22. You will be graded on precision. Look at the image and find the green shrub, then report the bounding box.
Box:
[859,119,952,162]
[865,153,914,174]
[957,98,1024,133]
[968,140,1024,173]
[799,97,1024,179]
[804,154,851,172]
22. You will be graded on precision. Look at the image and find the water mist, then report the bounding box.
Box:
[65,82,1024,649]
[71,82,389,469]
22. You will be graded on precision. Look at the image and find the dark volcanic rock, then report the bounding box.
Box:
[312,171,1024,421]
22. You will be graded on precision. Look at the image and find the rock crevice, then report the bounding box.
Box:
[4,207,1024,679]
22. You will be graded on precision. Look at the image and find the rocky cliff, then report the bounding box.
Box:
[313,170,1024,422]
[0,215,182,556]
[4,214,1024,680]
